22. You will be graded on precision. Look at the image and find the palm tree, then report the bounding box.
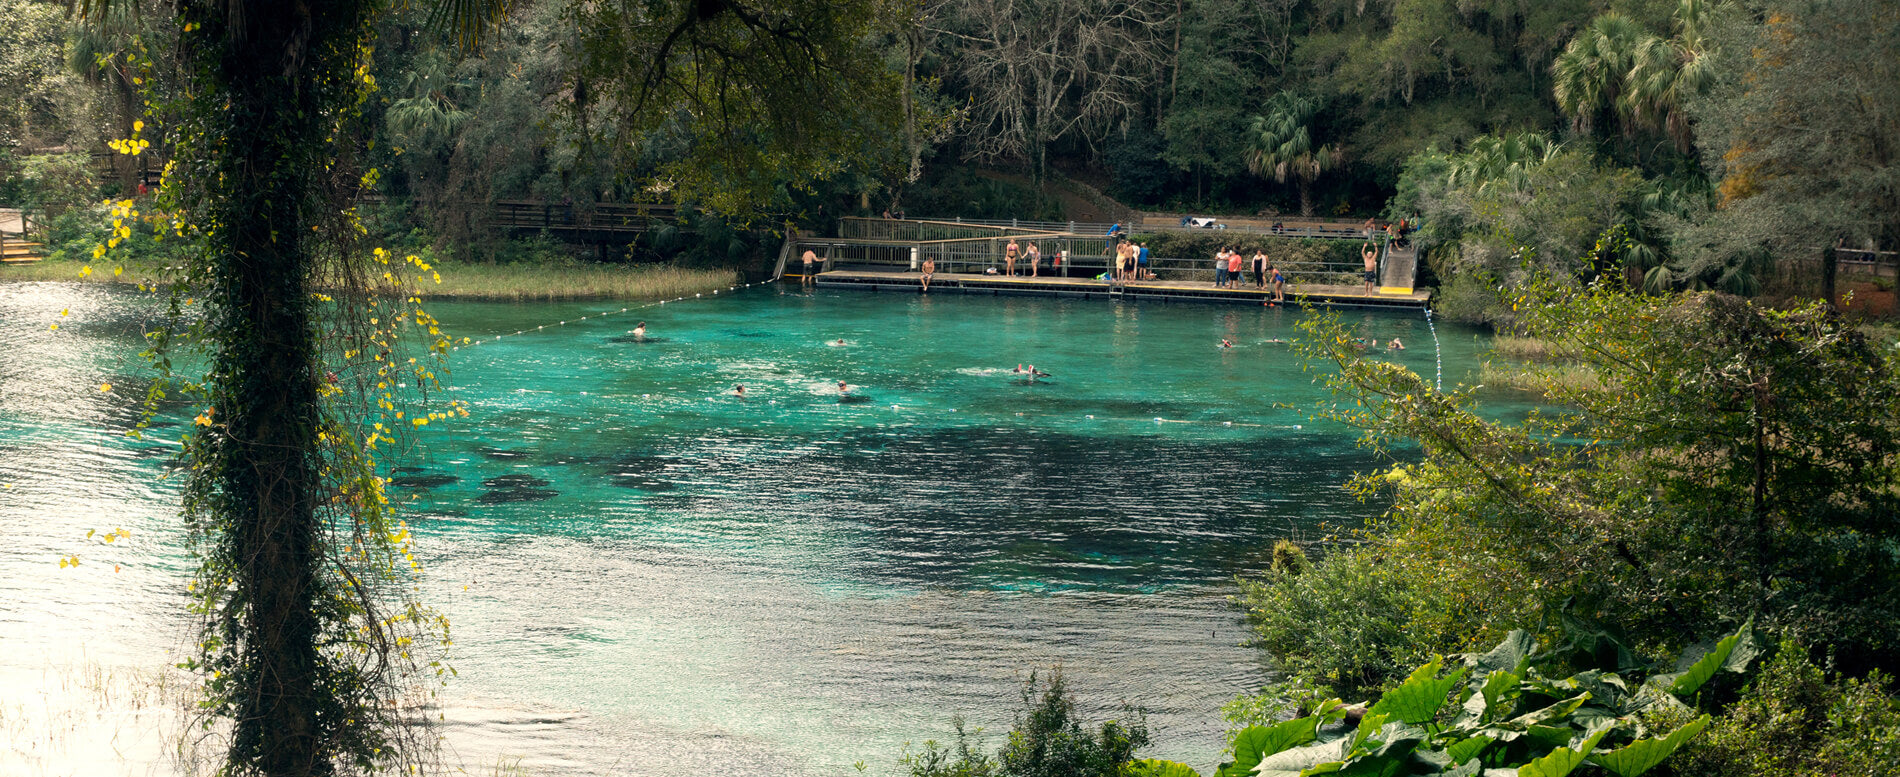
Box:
[1244,92,1340,217]
[1554,0,1721,150]
[1552,13,1650,136]
[1624,0,1719,150]
[1446,132,1564,194]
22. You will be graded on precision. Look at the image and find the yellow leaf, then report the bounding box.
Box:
[99,383,112,392]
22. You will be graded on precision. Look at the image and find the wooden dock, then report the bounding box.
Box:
[803,268,1431,310]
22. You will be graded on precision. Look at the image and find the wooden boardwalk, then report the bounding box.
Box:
[800,268,1431,310]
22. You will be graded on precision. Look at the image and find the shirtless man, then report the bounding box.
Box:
[1362,242,1378,296]
[1004,238,1020,276]
[837,380,851,395]
[732,384,746,397]
[801,248,818,287]
[631,321,647,339]
[920,256,935,292]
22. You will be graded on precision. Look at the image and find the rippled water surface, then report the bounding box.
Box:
[0,282,1498,775]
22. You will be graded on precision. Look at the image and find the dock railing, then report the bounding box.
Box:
[798,235,1373,286]
[846,215,1385,243]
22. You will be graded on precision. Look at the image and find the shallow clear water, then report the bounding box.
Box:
[0,282,1499,775]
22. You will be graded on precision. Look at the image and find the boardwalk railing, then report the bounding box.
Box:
[797,235,1374,287]
[850,215,1387,242]
[489,200,678,233]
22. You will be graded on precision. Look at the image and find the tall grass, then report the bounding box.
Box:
[423,262,742,301]
[4,256,746,302]
[1489,335,1583,363]
[1478,361,1602,394]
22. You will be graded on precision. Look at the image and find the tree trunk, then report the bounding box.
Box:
[196,1,366,772]
[1298,178,1313,217]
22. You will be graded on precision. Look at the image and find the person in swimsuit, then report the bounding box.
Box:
[837,380,851,395]
[631,321,647,339]
[801,249,817,287]
[1272,264,1286,303]
[1389,338,1405,350]
[920,256,935,292]
[1362,242,1378,296]
[1026,242,1041,277]
[1004,239,1020,276]
[1220,338,1233,349]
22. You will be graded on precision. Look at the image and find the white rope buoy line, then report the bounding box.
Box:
[449,280,772,352]
[1424,308,1442,392]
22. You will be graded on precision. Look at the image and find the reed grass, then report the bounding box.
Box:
[1479,361,1603,394]
[1489,335,1582,363]
[423,262,742,301]
[4,256,746,302]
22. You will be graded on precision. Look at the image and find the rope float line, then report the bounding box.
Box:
[1424,308,1443,392]
[449,280,776,352]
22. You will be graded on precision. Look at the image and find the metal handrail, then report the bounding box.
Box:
[798,237,1372,285]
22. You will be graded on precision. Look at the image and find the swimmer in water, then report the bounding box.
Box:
[1389,338,1405,350]
[1220,338,1234,349]
[631,321,647,339]
[732,384,745,397]
[837,380,850,395]
[835,338,847,346]
[1013,364,1024,374]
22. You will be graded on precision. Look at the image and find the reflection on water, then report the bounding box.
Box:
[0,283,1499,775]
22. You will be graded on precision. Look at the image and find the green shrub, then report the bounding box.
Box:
[902,668,1149,777]
[1664,640,1900,777]
[1234,546,1450,699]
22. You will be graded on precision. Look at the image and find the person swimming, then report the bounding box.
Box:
[631,321,647,339]
[1389,338,1405,350]
[837,380,850,395]
[732,384,745,397]
[1220,338,1234,349]
[828,338,847,347]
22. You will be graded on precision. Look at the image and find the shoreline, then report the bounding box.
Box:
[0,257,746,302]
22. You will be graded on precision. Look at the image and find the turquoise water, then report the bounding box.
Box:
[0,282,1499,775]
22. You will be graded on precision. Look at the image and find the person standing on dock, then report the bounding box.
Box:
[1271,263,1286,304]
[1226,250,1243,290]
[920,256,935,292]
[1137,242,1152,280]
[801,248,818,287]
[1055,249,1067,278]
[1251,249,1268,289]
[1004,238,1020,276]
[1026,242,1041,277]
[1214,247,1230,288]
[1361,242,1378,296]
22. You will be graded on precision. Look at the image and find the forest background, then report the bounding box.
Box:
[6,0,1896,321]
[3,1,1899,776]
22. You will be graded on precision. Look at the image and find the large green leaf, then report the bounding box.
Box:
[1369,659,1468,725]
[1508,692,1592,728]
[1217,716,1320,777]
[1445,735,1495,765]
[1516,726,1611,777]
[1588,715,1710,777]
[1465,631,1537,678]
[1650,632,1737,697]
[1253,738,1351,777]
[1131,758,1204,777]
